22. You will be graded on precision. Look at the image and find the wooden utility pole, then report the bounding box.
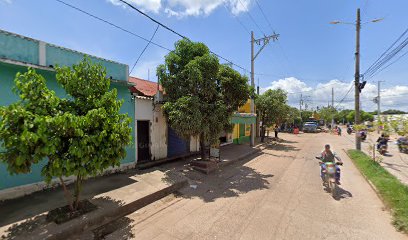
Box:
[355,8,361,150]
[250,31,279,146]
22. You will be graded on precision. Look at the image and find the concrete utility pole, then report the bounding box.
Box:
[375,81,384,133]
[299,94,303,121]
[250,31,279,146]
[332,87,334,107]
[354,8,361,150]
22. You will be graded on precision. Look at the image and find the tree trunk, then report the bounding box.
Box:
[260,116,266,142]
[73,175,82,210]
[59,176,74,212]
[200,133,206,161]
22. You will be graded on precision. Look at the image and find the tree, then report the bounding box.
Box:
[318,107,337,124]
[256,89,289,142]
[382,109,407,115]
[300,110,314,123]
[157,39,250,160]
[346,110,373,123]
[0,59,132,211]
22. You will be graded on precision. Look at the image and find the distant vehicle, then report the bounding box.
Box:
[397,137,408,154]
[303,122,318,133]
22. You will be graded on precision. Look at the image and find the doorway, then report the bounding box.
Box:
[137,120,151,162]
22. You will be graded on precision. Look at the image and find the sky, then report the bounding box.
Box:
[0,0,407,111]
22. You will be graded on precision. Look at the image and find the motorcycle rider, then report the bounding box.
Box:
[319,144,343,184]
[376,133,388,150]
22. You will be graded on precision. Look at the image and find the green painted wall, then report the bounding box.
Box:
[0,30,127,82]
[46,45,128,82]
[0,62,135,190]
[0,31,39,65]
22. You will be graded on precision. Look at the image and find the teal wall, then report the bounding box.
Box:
[0,62,135,190]
[46,45,128,82]
[0,30,127,82]
[0,31,39,64]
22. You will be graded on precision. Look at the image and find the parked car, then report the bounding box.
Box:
[303,122,318,133]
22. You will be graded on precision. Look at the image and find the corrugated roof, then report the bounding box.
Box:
[129,76,163,97]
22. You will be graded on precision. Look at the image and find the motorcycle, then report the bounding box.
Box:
[347,127,352,135]
[359,130,367,141]
[397,137,408,154]
[377,141,388,155]
[316,157,343,197]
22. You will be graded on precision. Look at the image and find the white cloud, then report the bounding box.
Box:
[1,0,12,4]
[261,77,408,112]
[107,0,161,13]
[108,0,251,17]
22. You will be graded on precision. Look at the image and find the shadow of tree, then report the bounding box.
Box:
[264,143,300,152]
[1,183,138,240]
[0,172,137,228]
[2,196,137,240]
[159,153,273,203]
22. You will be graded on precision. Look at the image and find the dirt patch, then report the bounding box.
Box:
[46,200,97,224]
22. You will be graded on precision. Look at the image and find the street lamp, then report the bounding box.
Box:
[330,9,383,150]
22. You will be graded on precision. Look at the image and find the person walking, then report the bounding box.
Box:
[274,125,279,138]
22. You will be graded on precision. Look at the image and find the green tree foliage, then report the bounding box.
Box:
[334,109,353,123]
[0,59,132,211]
[318,107,337,124]
[346,110,374,123]
[256,89,289,141]
[157,39,250,160]
[300,110,314,122]
[382,109,407,115]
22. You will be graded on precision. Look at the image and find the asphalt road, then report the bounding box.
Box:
[104,132,407,240]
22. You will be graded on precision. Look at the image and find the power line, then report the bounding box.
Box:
[222,2,251,35]
[55,0,251,74]
[130,24,160,74]
[334,85,354,109]
[363,27,408,80]
[54,0,172,52]
[254,0,276,32]
[237,0,265,35]
[118,0,251,72]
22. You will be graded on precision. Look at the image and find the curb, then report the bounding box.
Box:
[15,173,188,240]
[218,148,262,168]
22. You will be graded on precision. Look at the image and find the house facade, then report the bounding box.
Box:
[231,100,257,144]
[129,77,200,164]
[0,29,135,200]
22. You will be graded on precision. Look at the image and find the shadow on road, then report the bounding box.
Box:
[1,196,132,240]
[0,173,137,228]
[159,152,274,203]
[265,143,300,152]
[334,186,353,201]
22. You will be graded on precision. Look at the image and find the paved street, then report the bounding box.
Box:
[102,132,407,240]
[343,130,408,185]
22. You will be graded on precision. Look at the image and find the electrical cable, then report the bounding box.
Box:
[130,24,160,74]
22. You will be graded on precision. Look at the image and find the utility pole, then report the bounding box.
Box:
[299,94,303,122]
[375,81,384,133]
[250,31,279,146]
[331,87,335,127]
[354,8,361,150]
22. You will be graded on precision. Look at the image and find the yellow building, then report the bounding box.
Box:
[231,100,256,144]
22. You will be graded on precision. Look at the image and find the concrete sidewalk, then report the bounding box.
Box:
[0,170,187,240]
[0,143,263,239]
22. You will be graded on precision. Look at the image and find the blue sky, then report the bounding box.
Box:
[1,0,407,111]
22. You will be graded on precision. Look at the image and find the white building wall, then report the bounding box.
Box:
[152,106,168,160]
[190,136,200,152]
[135,97,167,162]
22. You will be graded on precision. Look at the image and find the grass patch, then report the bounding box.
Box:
[348,150,408,233]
